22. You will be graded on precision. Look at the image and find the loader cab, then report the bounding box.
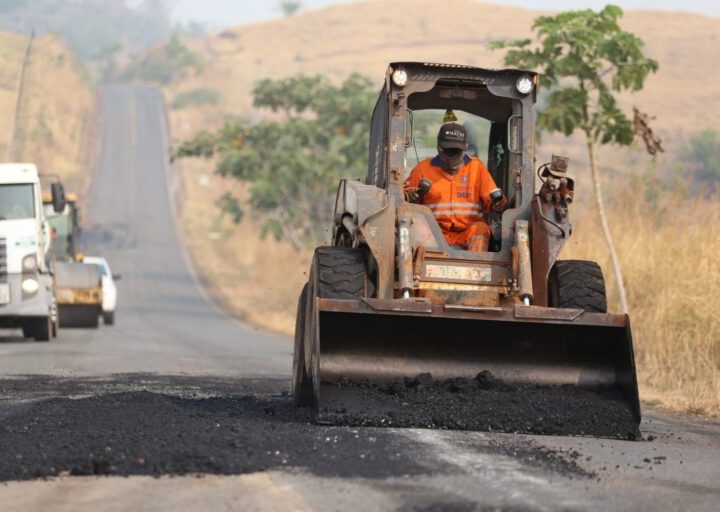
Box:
[366,63,538,255]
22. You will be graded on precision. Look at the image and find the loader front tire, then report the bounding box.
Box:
[549,260,608,313]
[315,246,369,299]
[296,247,369,409]
[292,283,315,407]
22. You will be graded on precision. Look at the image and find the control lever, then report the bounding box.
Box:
[418,179,432,198]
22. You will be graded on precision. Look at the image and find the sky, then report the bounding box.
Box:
[171,0,720,27]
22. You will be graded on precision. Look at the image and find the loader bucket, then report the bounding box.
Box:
[312,298,640,438]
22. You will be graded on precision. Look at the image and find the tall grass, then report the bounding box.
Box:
[565,187,720,416]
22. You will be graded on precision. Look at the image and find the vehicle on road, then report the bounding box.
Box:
[292,62,640,431]
[83,256,119,325]
[42,185,103,328]
[0,163,62,341]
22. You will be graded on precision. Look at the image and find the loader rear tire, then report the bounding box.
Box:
[549,260,608,313]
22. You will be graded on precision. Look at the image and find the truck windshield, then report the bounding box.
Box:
[93,263,108,277]
[0,184,35,220]
[44,205,73,260]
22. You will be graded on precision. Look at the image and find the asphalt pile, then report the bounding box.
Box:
[0,387,426,481]
[319,372,640,439]
[0,375,626,481]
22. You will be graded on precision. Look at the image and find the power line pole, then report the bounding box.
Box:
[8,30,35,161]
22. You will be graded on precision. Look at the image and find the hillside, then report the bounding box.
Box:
[0,31,94,189]
[167,0,720,144]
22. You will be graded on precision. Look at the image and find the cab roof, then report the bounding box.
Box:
[0,163,40,185]
[387,62,538,81]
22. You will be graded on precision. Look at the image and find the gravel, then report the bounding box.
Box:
[0,376,428,481]
[318,372,641,439]
[0,374,620,482]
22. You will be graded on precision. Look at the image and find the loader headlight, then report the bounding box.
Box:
[516,76,534,95]
[22,254,37,272]
[22,278,39,294]
[392,68,408,87]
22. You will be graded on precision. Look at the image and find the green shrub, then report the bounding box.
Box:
[170,88,221,109]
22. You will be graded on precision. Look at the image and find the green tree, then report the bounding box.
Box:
[279,1,302,17]
[491,5,658,313]
[682,130,720,192]
[174,73,377,247]
[121,34,203,85]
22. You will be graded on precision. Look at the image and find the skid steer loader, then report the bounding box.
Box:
[293,62,640,432]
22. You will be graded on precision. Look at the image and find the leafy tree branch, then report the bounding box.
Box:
[491,4,659,313]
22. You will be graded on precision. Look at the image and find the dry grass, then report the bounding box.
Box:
[566,188,720,417]
[0,31,94,189]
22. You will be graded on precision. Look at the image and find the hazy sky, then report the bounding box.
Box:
[172,0,720,27]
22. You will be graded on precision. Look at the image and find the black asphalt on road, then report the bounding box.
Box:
[0,85,718,512]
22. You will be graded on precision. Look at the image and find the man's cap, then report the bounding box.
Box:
[437,123,467,150]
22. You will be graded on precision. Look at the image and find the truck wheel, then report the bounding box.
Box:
[22,316,52,342]
[548,260,608,313]
[82,307,100,328]
[103,311,115,325]
[292,283,314,406]
[51,301,59,338]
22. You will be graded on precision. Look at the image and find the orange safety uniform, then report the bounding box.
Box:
[405,154,498,252]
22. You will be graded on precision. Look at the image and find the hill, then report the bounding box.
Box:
[167,0,720,146]
[0,31,94,189]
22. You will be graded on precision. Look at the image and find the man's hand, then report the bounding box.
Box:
[404,188,420,203]
[491,195,508,212]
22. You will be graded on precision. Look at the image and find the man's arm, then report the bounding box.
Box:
[404,164,423,203]
[477,161,506,212]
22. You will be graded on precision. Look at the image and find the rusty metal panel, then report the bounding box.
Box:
[514,304,584,321]
[56,287,102,305]
[316,298,628,328]
[361,298,433,314]
[420,289,500,307]
[425,262,492,282]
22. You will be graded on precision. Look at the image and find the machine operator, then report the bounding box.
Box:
[404,122,507,252]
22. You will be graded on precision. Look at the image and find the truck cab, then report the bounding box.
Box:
[0,163,60,341]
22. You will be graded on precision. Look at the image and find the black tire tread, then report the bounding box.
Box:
[292,283,314,407]
[315,246,367,299]
[550,260,608,313]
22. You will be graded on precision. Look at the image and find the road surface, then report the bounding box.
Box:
[0,85,718,512]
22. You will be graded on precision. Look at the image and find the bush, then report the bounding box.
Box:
[170,88,221,109]
[682,129,720,192]
[175,73,376,246]
[121,35,202,85]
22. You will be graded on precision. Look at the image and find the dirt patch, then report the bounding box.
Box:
[318,372,641,440]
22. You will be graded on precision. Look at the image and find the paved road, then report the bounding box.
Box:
[0,85,289,377]
[0,85,718,512]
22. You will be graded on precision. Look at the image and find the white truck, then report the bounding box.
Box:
[0,163,62,341]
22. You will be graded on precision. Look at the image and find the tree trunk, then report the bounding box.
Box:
[587,140,629,314]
